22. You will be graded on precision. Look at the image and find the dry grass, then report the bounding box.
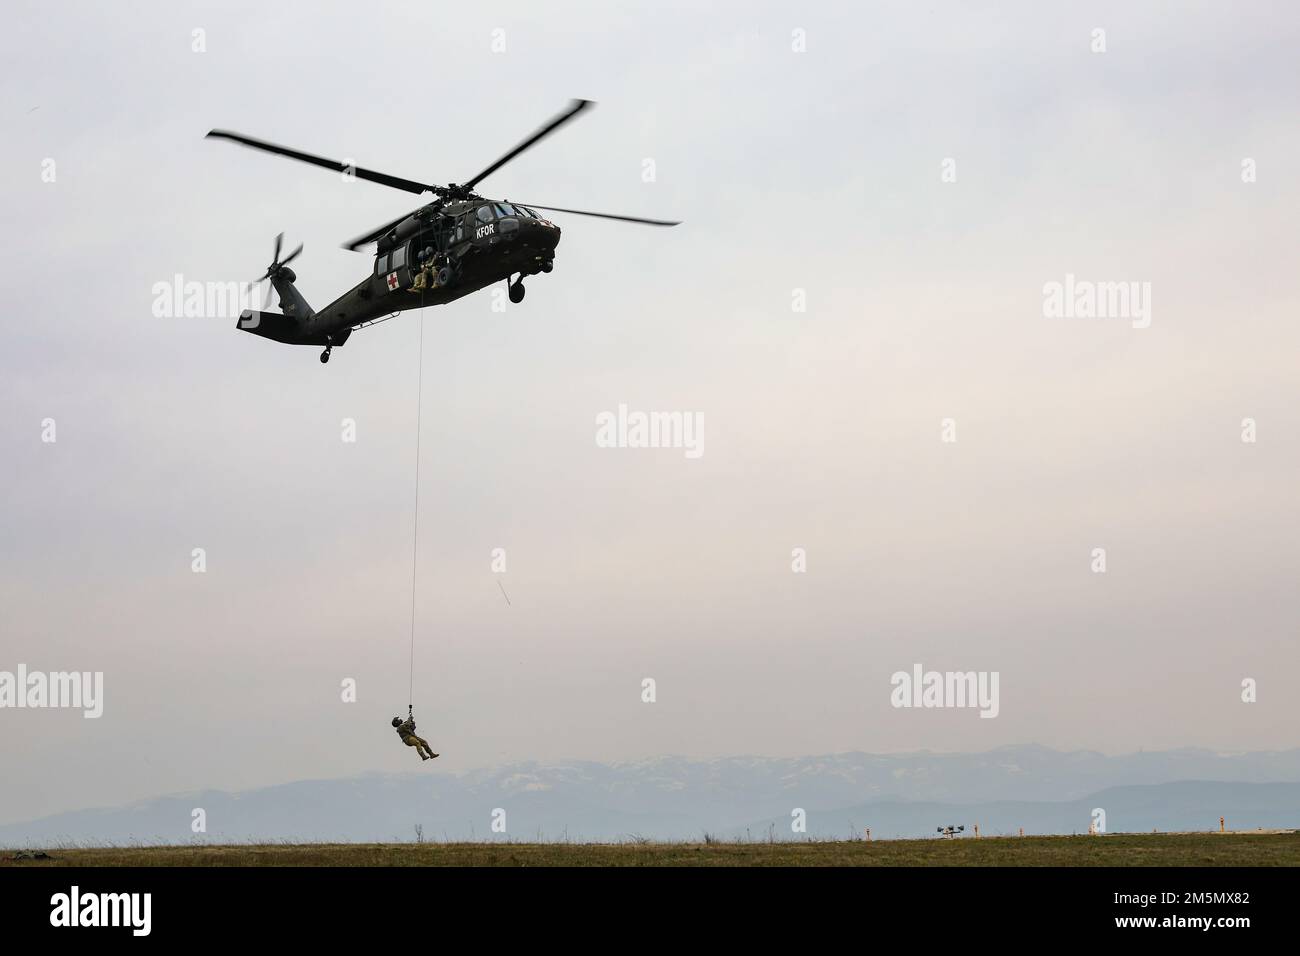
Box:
[3,831,1298,867]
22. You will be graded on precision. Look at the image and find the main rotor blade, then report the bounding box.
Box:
[461,99,594,193]
[518,203,680,227]
[207,130,441,196]
[342,209,419,252]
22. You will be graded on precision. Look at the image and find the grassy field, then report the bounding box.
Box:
[4,831,1298,866]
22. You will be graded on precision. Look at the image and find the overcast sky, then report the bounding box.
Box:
[2,0,1298,825]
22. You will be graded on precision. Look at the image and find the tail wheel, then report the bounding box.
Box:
[508,282,526,304]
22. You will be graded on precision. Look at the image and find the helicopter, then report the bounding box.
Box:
[207,99,679,363]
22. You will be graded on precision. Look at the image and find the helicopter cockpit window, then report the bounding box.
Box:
[376,254,389,274]
[476,205,494,223]
[391,246,406,270]
[494,203,517,218]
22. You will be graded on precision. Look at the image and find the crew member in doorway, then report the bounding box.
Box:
[410,246,439,293]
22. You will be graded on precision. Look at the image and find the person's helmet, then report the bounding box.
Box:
[391,717,402,727]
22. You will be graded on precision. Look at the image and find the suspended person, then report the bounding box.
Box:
[392,706,438,761]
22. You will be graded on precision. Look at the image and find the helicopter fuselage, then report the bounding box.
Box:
[246,199,561,349]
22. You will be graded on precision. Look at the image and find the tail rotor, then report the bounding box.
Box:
[254,231,302,283]
[253,232,303,304]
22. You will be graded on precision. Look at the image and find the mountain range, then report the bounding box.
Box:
[3,745,1298,846]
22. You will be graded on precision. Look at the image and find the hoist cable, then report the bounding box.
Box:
[407,281,427,710]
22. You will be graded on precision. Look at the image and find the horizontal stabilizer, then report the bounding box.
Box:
[237,310,347,348]
[236,310,304,344]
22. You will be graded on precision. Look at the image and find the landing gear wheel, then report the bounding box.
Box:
[320,349,331,364]
[508,281,526,304]
[541,260,553,274]
[436,266,454,287]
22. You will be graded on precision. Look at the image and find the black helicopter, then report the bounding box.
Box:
[207,99,678,363]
